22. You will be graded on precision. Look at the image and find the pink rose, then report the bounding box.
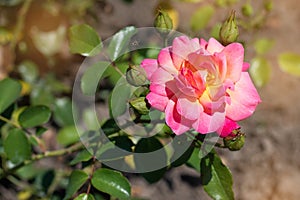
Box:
[141,36,261,137]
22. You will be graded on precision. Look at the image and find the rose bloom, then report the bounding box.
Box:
[141,36,261,137]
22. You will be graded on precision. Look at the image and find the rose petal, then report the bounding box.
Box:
[146,92,169,111]
[158,47,178,74]
[193,110,225,134]
[199,90,226,113]
[200,38,208,49]
[206,38,225,54]
[150,67,174,84]
[171,36,200,68]
[217,118,240,137]
[222,43,244,82]
[141,59,158,80]
[176,97,202,120]
[150,81,178,98]
[226,72,261,121]
[242,62,250,71]
[165,99,192,135]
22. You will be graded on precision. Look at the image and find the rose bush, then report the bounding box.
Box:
[141,36,261,137]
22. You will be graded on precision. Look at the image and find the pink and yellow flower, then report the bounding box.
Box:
[141,36,261,137]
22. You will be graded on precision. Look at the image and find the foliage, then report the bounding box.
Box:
[0,0,283,200]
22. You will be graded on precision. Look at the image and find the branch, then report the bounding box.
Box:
[0,142,84,180]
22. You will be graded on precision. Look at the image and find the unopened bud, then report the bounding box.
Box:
[129,97,149,115]
[223,128,245,151]
[126,65,147,87]
[154,10,173,34]
[242,3,253,17]
[264,1,273,12]
[219,10,239,45]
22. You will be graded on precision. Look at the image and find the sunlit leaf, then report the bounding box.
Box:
[70,150,93,165]
[254,38,274,55]
[201,151,234,200]
[69,24,102,56]
[30,84,54,107]
[74,193,95,200]
[108,26,137,61]
[91,168,131,199]
[19,106,51,128]
[134,137,167,183]
[210,23,221,40]
[171,134,195,167]
[4,129,31,164]
[81,61,110,96]
[0,27,13,44]
[278,52,300,77]
[186,148,201,172]
[0,78,21,114]
[0,0,24,6]
[53,98,76,127]
[17,163,40,180]
[250,57,271,87]
[190,5,215,32]
[83,108,100,130]
[31,25,66,57]
[57,125,80,146]
[18,61,39,84]
[64,170,89,200]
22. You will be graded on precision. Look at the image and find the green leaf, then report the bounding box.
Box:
[81,61,110,96]
[101,119,121,136]
[201,151,234,200]
[108,26,137,61]
[210,23,221,40]
[278,52,300,77]
[171,140,195,167]
[74,193,95,200]
[17,163,40,180]
[91,168,131,199]
[190,5,215,32]
[99,136,134,160]
[0,78,22,114]
[35,170,55,193]
[53,98,75,126]
[18,61,39,83]
[134,137,167,183]
[30,84,54,107]
[249,57,271,87]
[254,38,274,55]
[69,24,101,56]
[186,148,201,172]
[70,150,93,165]
[104,62,128,85]
[4,129,31,164]
[19,105,51,128]
[83,108,100,130]
[57,125,80,146]
[36,126,48,136]
[64,170,89,200]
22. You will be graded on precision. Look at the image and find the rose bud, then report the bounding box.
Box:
[126,65,147,87]
[264,1,273,12]
[154,9,173,35]
[219,10,239,45]
[223,128,245,151]
[242,3,253,17]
